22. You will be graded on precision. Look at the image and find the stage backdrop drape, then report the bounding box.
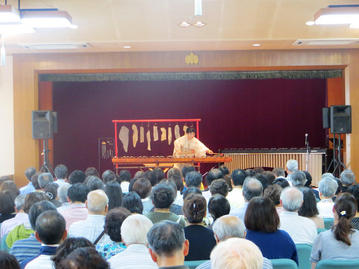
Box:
[52,78,327,173]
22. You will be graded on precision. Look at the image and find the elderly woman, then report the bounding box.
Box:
[311,193,359,268]
[317,176,338,218]
[183,194,216,261]
[298,187,324,229]
[245,197,298,264]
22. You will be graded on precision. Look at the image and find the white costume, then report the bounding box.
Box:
[173,135,209,158]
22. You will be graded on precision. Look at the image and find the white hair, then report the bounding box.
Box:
[121,214,153,245]
[87,189,108,213]
[14,194,26,211]
[280,187,303,212]
[57,183,71,203]
[212,216,246,241]
[340,169,355,186]
[211,238,263,269]
[286,160,298,173]
[319,177,338,198]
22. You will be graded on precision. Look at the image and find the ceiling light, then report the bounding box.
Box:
[0,23,35,35]
[252,43,261,47]
[193,21,206,27]
[314,7,359,27]
[194,0,203,16]
[293,38,359,46]
[23,43,89,50]
[306,21,315,26]
[179,21,190,27]
[123,45,131,49]
[21,10,75,28]
[0,5,20,23]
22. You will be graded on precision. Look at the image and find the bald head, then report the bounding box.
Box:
[280,187,303,212]
[212,216,246,241]
[87,190,108,214]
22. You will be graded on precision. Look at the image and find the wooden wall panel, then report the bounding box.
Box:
[12,50,358,186]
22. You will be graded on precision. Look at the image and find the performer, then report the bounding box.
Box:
[173,127,213,158]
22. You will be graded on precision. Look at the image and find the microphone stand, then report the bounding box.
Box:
[305,134,310,171]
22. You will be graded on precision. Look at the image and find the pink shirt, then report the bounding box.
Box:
[0,212,28,238]
[58,203,88,230]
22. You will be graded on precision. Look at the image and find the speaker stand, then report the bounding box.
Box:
[40,139,53,174]
[326,133,345,177]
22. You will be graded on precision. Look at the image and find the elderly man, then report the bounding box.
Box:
[286,159,298,182]
[147,220,189,269]
[211,238,263,269]
[54,164,68,188]
[289,171,307,187]
[340,169,356,192]
[20,167,36,195]
[317,176,338,218]
[37,173,54,190]
[196,215,272,269]
[279,187,317,244]
[68,189,110,244]
[109,214,156,269]
[231,177,263,220]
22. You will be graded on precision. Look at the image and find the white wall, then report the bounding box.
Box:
[0,56,14,176]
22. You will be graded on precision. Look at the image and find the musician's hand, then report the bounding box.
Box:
[206,150,214,155]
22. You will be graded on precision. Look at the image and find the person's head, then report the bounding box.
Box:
[208,194,231,221]
[86,176,105,191]
[54,164,68,180]
[209,179,229,197]
[0,181,19,200]
[104,181,123,210]
[206,168,223,186]
[185,171,202,188]
[85,167,99,177]
[334,178,343,195]
[144,170,157,186]
[303,171,312,187]
[35,210,66,245]
[219,165,230,176]
[263,171,276,185]
[14,194,26,212]
[185,127,195,140]
[52,238,94,268]
[181,166,196,179]
[57,247,109,269]
[245,169,256,177]
[273,177,290,189]
[333,193,358,246]
[23,192,49,214]
[231,169,246,187]
[68,183,89,203]
[298,187,319,218]
[0,191,15,215]
[347,184,359,212]
[340,169,356,186]
[134,170,145,179]
[183,194,206,224]
[44,182,59,202]
[132,177,152,199]
[167,168,183,191]
[255,174,269,190]
[242,177,263,202]
[101,170,116,183]
[28,200,57,230]
[289,170,307,187]
[182,187,202,200]
[210,238,263,269]
[86,190,108,215]
[159,179,178,199]
[31,173,41,190]
[121,214,153,245]
[38,173,54,189]
[280,187,303,212]
[58,183,71,204]
[212,215,246,242]
[121,192,143,214]
[151,183,175,209]
[286,159,298,174]
[119,170,131,182]
[319,176,338,198]
[153,168,166,183]
[147,221,189,266]
[104,207,131,242]
[263,184,282,206]
[68,170,86,184]
[0,251,20,269]
[25,167,36,182]
[245,197,279,233]
[272,168,285,178]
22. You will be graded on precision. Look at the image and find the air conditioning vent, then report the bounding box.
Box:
[22,43,89,50]
[293,39,359,46]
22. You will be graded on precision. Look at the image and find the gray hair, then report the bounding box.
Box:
[286,159,298,173]
[14,194,26,211]
[322,172,335,179]
[340,169,355,186]
[121,214,153,245]
[290,171,307,187]
[211,238,263,269]
[280,187,303,212]
[242,177,263,202]
[54,164,68,179]
[38,173,54,189]
[212,216,246,241]
[87,189,108,213]
[318,177,338,198]
[57,183,71,203]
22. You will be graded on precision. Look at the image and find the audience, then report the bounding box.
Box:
[85,167,100,177]
[0,191,16,223]
[44,182,62,207]
[104,181,123,210]
[183,194,216,261]
[317,176,338,218]
[58,247,109,269]
[37,173,54,190]
[286,159,298,179]
[298,187,324,228]
[119,170,132,193]
[101,169,116,184]
[203,169,223,200]
[54,164,68,188]
[182,187,202,200]
[185,171,203,190]
[263,184,283,213]
[20,168,36,195]
[273,177,290,189]
[289,170,307,187]
[109,214,156,269]
[68,170,86,184]
[0,180,20,201]
[340,169,355,192]
[57,183,71,206]
[209,179,229,197]
[122,192,143,214]
[279,187,317,244]
[272,167,286,179]
[208,194,230,223]
[0,251,20,269]
[167,167,184,206]
[347,184,359,229]
[132,177,153,214]
[226,169,246,210]
[86,176,105,191]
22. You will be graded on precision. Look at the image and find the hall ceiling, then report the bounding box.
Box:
[4,0,359,53]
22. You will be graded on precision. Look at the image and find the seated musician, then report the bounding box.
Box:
[173,127,213,158]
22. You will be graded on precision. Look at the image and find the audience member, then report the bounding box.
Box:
[286,159,298,178]
[148,221,189,269]
[298,187,324,228]
[68,170,86,184]
[159,179,183,215]
[153,168,166,183]
[0,181,20,200]
[279,187,317,244]
[44,183,62,207]
[182,187,202,200]
[209,179,228,197]
[289,171,307,187]
[0,191,15,223]
[263,171,276,185]
[31,173,41,191]
[340,169,355,192]
[37,173,54,190]
[255,173,270,190]
[272,167,286,179]
[311,193,359,267]
[132,177,152,214]
[317,176,338,218]
[69,190,110,244]
[144,170,157,187]
[273,177,290,189]
[208,194,230,223]
[57,183,71,206]
[86,176,105,191]
[104,181,123,210]
[245,197,298,264]
[57,247,109,269]
[119,170,131,193]
[185,171,202,189]
[54,164,68,188]
[347,184,359,229]
[167,168,184,206]
[263,184,283,213]
[96,207,131,259]
[109,214,156,269]
[183,194,216,261]
[122,192,143,214]
[20,168,36,195]
[0,251,20,269]
[182,166,196,180]
[102,170,116,183]
[226,169,246,210]
[85,167,100,177]
[203,169,223,200]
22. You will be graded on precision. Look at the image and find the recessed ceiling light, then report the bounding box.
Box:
[193,21,206,27]
[306,21,315,26]
[179,21,191,27]
[123,45,131,49]
[252,43,261,47]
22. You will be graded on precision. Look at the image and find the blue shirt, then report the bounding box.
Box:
[20,245,57,269]
[246,229,298,264]
[10,234,41,263]
[20,183,35,195]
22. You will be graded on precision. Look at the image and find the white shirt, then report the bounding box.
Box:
[173,190,184,206]
[25,254,54,269]
[109,244,157,269]
[0,212,28,238]
[279,211,317,244]
[317,198,335,218]
[227,187,245,211]
[54,179,67,188]
[173,135,209,158]
[121,181,130,193]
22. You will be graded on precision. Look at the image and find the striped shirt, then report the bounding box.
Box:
[10,234,41,263]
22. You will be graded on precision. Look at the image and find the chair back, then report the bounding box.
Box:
[184,260,209,269]
[324,218,334,229]
[296,244,312,269]
[271,258,298,269]
[316,259,359,269]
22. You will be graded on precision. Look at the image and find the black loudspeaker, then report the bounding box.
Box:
[330,105,352,134]
[322,107,330,129]
[32,111,57,139]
